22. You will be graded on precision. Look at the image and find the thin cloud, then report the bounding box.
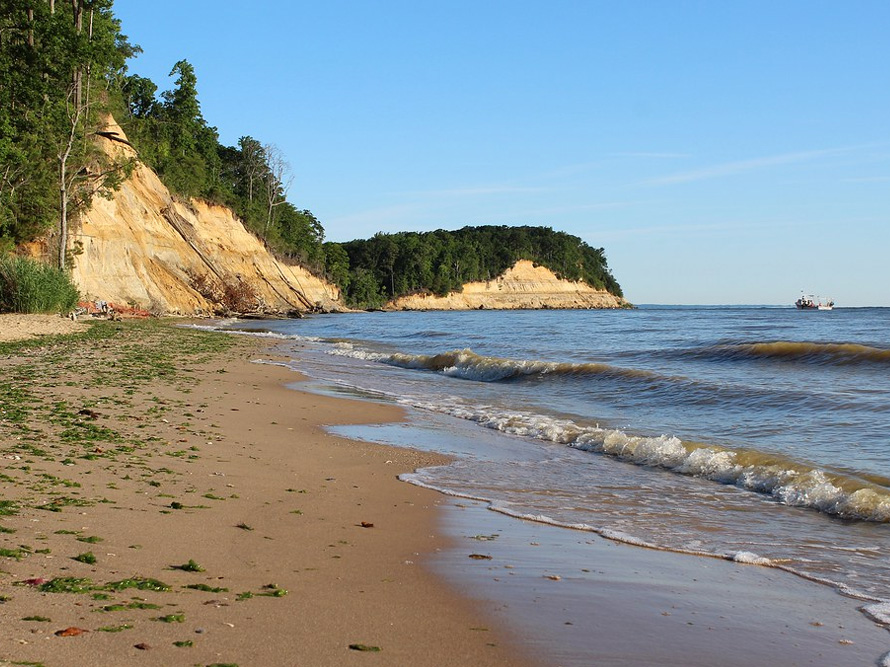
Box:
[611,152,691,159]
[841,176,890,183]
[326,203,420,231]
[595,218,809,240]
[644,146,859,186]
[394,185,550,198]
[505,201,632,218]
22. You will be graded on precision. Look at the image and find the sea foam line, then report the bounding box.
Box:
[400,470,888,611]
[401,397,890,523]
[322,345,890,523]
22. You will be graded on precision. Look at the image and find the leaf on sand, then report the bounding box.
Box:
[468,553,492,560]
[359,521,374,528]
[55,626,88,637]
[349,643,381,652]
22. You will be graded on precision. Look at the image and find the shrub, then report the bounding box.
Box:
[0,255,80,314]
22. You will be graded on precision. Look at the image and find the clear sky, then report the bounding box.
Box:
[113,1,890,306]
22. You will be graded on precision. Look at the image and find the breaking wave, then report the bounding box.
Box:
[402,398,890,523]
[685,341,890,366]
[327,343,853,412]
[330,344,666,383]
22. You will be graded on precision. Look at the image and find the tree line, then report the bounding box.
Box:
[1,2,622,313]
[1,0,325,272]
[330,226,623,309]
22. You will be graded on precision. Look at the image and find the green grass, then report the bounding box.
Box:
[105,577,171,592]
[0,547,28,560]
[38,577,95,594]
[0,255,79,314]
[174,559,205,572]
[184,583,228,593]
[97,624,133,632]
[155,613,185,623]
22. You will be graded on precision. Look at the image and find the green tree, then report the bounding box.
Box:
[0,0,137,265]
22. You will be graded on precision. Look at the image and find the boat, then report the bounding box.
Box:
[795,294,834,310]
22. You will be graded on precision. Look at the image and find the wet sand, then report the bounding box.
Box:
[2,317,887,666]
[0,319,531,666]
[431,499,890,666]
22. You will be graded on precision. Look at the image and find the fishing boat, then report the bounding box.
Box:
[795,294,834,310]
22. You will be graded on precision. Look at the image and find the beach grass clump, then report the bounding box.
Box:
[174,559,205,572]
[0,254,80,314]
[38,577,95,594]
[349,644,382,652]
[98,624,133,632]
[258,583,287,598]
[155,612,185,623]
[73,551,97,564]
[0,547,28,560]
[184,583,228,593]
[96,601,161,612]
[105,576,171,592]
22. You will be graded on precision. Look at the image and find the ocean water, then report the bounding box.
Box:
[216,306,890,615]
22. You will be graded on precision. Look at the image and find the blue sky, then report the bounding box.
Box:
[113,1,890,306]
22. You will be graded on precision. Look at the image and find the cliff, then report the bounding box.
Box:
[69,118,341,316]
[387,260,627,311]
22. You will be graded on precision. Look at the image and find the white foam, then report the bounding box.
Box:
[402,397,890,522]
[327,342,389,362]
[861,602,890,626]
[728,551,773,566]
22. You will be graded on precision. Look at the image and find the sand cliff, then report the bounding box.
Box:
[69,118,340,316]
[388,260,627,310]
[63,120,623,315]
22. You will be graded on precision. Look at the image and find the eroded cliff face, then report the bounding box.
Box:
[70,119,341,315]
[388,260,626,311]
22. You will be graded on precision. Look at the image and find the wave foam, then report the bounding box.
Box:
[405,399,890,523]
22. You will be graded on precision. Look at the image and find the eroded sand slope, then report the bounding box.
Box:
[70,119,340,315]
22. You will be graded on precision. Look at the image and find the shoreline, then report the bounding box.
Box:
[0,320,532,666]
[3,317,889,666]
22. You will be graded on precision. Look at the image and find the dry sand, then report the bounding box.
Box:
[0,314,87,342]
[0,318,531,666]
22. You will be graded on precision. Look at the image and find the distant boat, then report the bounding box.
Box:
[795,294,834,310]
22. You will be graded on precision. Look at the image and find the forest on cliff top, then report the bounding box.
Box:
[1,1,621,309]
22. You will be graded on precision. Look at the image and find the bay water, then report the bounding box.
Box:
[216,306,890,619]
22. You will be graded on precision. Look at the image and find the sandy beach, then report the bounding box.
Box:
[0,318,531,666]
[1,316,888,667]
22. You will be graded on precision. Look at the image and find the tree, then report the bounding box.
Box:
[261,143,291,235]
[121,74,157,118]
[237,136,264,203]
[0,0,136,265]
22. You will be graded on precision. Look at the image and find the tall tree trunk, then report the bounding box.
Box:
[59,157,68,270]
[72,0,82,110]
[58,84,81,271]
